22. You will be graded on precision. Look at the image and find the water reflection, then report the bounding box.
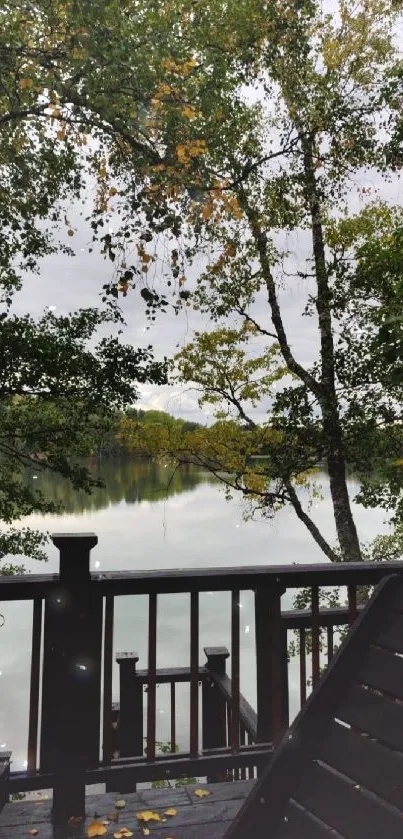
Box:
[25,458,218,515]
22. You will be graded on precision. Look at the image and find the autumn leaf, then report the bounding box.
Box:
[182,105,198,119]
[115,799,126,809]
[136,810,161,822]
[142,831,150,837]
[194,788,210,798]
[56,130,66,141]
[87,821,108,837]
[28,831,38,836]
[99,167,107,179]
[114,830,133,839]
[20,78,33,89]
[164,808,177,817]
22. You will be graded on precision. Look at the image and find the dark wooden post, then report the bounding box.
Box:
[0,752,11,813]
[108,652,143,793]
[40,533,102,824]
[203,647,229,782]
[254,585,287,748]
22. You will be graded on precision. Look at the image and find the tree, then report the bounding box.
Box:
[104,0,403,562]
[0,307,166,571]
[3,0,403,562]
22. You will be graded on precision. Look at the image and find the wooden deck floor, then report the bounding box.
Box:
[0,781,255,839]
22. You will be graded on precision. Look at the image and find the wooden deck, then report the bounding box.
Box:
[0,781,254,839]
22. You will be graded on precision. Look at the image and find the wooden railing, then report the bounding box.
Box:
[1,532,403,823]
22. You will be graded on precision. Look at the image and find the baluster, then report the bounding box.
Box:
[147,593,157,763]
[348,584,358,627]
[231,589,240,753]
[239,725,246,780]
[102,595,114,766]
[170,682,176,753]
[27,597,42,774]
[327,625,334,663]
[190,591,199,758]
[299,628,307,707]
[311,585,320,688]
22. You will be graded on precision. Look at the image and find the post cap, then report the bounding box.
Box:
[204,647,230,673]
[52,533,98,581]
[116,652,139,664]
[204,646,230,659]
[52,533,98,550]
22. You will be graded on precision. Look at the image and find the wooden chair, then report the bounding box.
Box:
[0,752,10,813]
[226,574,403,839]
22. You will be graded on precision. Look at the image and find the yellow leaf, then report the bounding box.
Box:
[109,187,118,196]
[164,808,177,817]
[182,105,198,119]
[29,831,39,837]
[119,831,133,837]
[87,821,107,837]
[194,788,210,798]
[20,78,33,89]
[99,167,107,179]
[115,799,126,809]
[142,831,150,837]
[136,810,161,822]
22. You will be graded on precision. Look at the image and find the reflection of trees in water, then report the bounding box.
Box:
[25,459,218,515]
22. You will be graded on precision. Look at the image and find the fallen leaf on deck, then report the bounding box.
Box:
[108,812,119,822]
[87,821,108,837]
[68,816,83,824]
[115,799,126,809]
[142,831,150,837]
[194,788,210,798]
[29,831,39,837]
[119,830,133,837]
[136,810,161,822]
[164,808,177,817]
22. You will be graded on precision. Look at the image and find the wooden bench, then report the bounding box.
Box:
[227,574,403,838]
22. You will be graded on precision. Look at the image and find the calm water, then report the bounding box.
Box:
[0,459,389,771]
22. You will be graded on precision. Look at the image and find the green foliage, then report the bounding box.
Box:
[0,308,167,571]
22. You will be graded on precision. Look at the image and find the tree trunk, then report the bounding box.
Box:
[302,136,362,562]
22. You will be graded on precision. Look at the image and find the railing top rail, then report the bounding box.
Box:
[1,561,403,601]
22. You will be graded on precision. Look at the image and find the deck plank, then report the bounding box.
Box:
[0,781,254,839]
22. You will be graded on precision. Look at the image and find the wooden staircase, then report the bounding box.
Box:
[226,574,403,839]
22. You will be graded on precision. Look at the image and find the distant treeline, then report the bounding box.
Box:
[86,408,202,459]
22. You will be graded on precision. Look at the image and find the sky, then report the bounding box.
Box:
[12,149,403,426]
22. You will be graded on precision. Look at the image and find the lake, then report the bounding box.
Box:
[0,459,390,772]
